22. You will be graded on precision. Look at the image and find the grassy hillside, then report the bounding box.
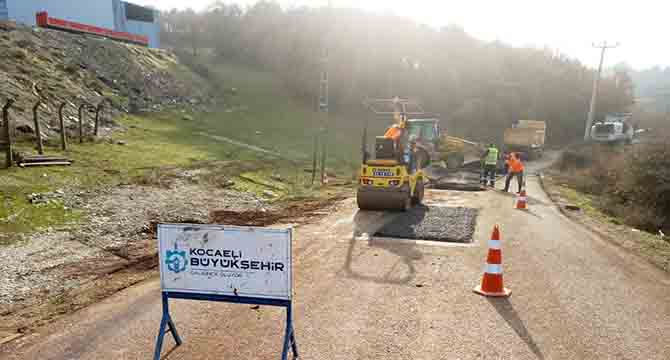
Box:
[200,61,364,167]
[1,59,361,242]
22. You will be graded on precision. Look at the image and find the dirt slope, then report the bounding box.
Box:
[0,22,211,139]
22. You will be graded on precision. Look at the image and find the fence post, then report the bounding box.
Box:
[78,103,88,144]
[2,99,14,168]
[311,133,319,186]
[58,102,67,151]
[32,100,44,155]
[94,102,104,137]
[320,126,328,185]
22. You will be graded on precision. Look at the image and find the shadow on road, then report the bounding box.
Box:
[496,190,550,207]
[161,345,180,360]
[487,297,545,360]
[341,210,426,285]
[518,208,544,220]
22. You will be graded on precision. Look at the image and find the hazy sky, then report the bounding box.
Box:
[132,0,668,69]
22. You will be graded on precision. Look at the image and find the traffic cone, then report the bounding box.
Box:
[473,225,511,297]
[515,189,528,210]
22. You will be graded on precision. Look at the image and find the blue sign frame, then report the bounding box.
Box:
[154,291,298,360]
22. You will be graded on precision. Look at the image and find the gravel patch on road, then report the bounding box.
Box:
[0,181,267,313]
[76,182,266,255]
[374,206,478,243]
[0,232,113,306]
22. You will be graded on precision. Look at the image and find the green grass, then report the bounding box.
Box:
[0,112,302,241]
[197,61,362,173]
[553,185,612,221]
[0,114,237,239]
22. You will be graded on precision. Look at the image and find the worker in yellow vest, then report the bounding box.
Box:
[481,144,499,187]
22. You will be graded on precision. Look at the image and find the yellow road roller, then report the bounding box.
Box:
[357,136,425,211]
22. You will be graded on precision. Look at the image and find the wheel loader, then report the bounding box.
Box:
[361,98,482,170]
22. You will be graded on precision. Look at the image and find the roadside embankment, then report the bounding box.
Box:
[541,144,670,272]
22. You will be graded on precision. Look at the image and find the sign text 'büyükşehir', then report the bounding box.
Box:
[188,248,286,272]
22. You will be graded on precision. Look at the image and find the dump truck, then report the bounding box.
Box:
[503,120,546,160]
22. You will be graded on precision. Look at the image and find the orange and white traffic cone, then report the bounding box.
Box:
[515,189,528,210]
[473,225,511,297]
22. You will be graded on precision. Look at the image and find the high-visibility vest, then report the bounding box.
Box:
[485,147,498,165]
[508,158,524,173]
[384,126,402,141]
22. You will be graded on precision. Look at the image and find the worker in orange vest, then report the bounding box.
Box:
[504,152,525,193]
[384,123,403,143]
[384,117,408,163]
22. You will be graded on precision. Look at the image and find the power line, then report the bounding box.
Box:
[585,41,619,141]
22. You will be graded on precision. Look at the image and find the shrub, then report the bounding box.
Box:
[614,144,670,232]
[555,143,670,233]
[558,149,592,170]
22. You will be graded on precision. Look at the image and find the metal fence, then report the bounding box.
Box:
[1,94,110,168]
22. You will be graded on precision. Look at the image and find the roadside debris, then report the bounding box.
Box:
[17,154,72,167]
[208,196,343,226]
[27,190,64,205]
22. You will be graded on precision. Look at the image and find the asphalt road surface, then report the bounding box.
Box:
[2,171,670,359]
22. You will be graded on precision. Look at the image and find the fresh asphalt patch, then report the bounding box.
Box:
[374,206,478,243]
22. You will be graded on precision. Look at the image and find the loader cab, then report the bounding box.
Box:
[406,119,440,167]
[406,119,440,144]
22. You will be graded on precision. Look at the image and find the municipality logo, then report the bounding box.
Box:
[165,249,187,274]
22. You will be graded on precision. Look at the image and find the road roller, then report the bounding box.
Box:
[357,136,425,211]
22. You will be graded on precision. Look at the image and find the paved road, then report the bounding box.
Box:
[2,174,670,359]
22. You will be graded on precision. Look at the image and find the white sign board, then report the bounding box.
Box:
[158,224,292,300]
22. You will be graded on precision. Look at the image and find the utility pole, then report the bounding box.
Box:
[313,1,332,186]
[318,41,329,185]
[585,41,619,141]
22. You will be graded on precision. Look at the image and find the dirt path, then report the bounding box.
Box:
[2,175,670,359]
